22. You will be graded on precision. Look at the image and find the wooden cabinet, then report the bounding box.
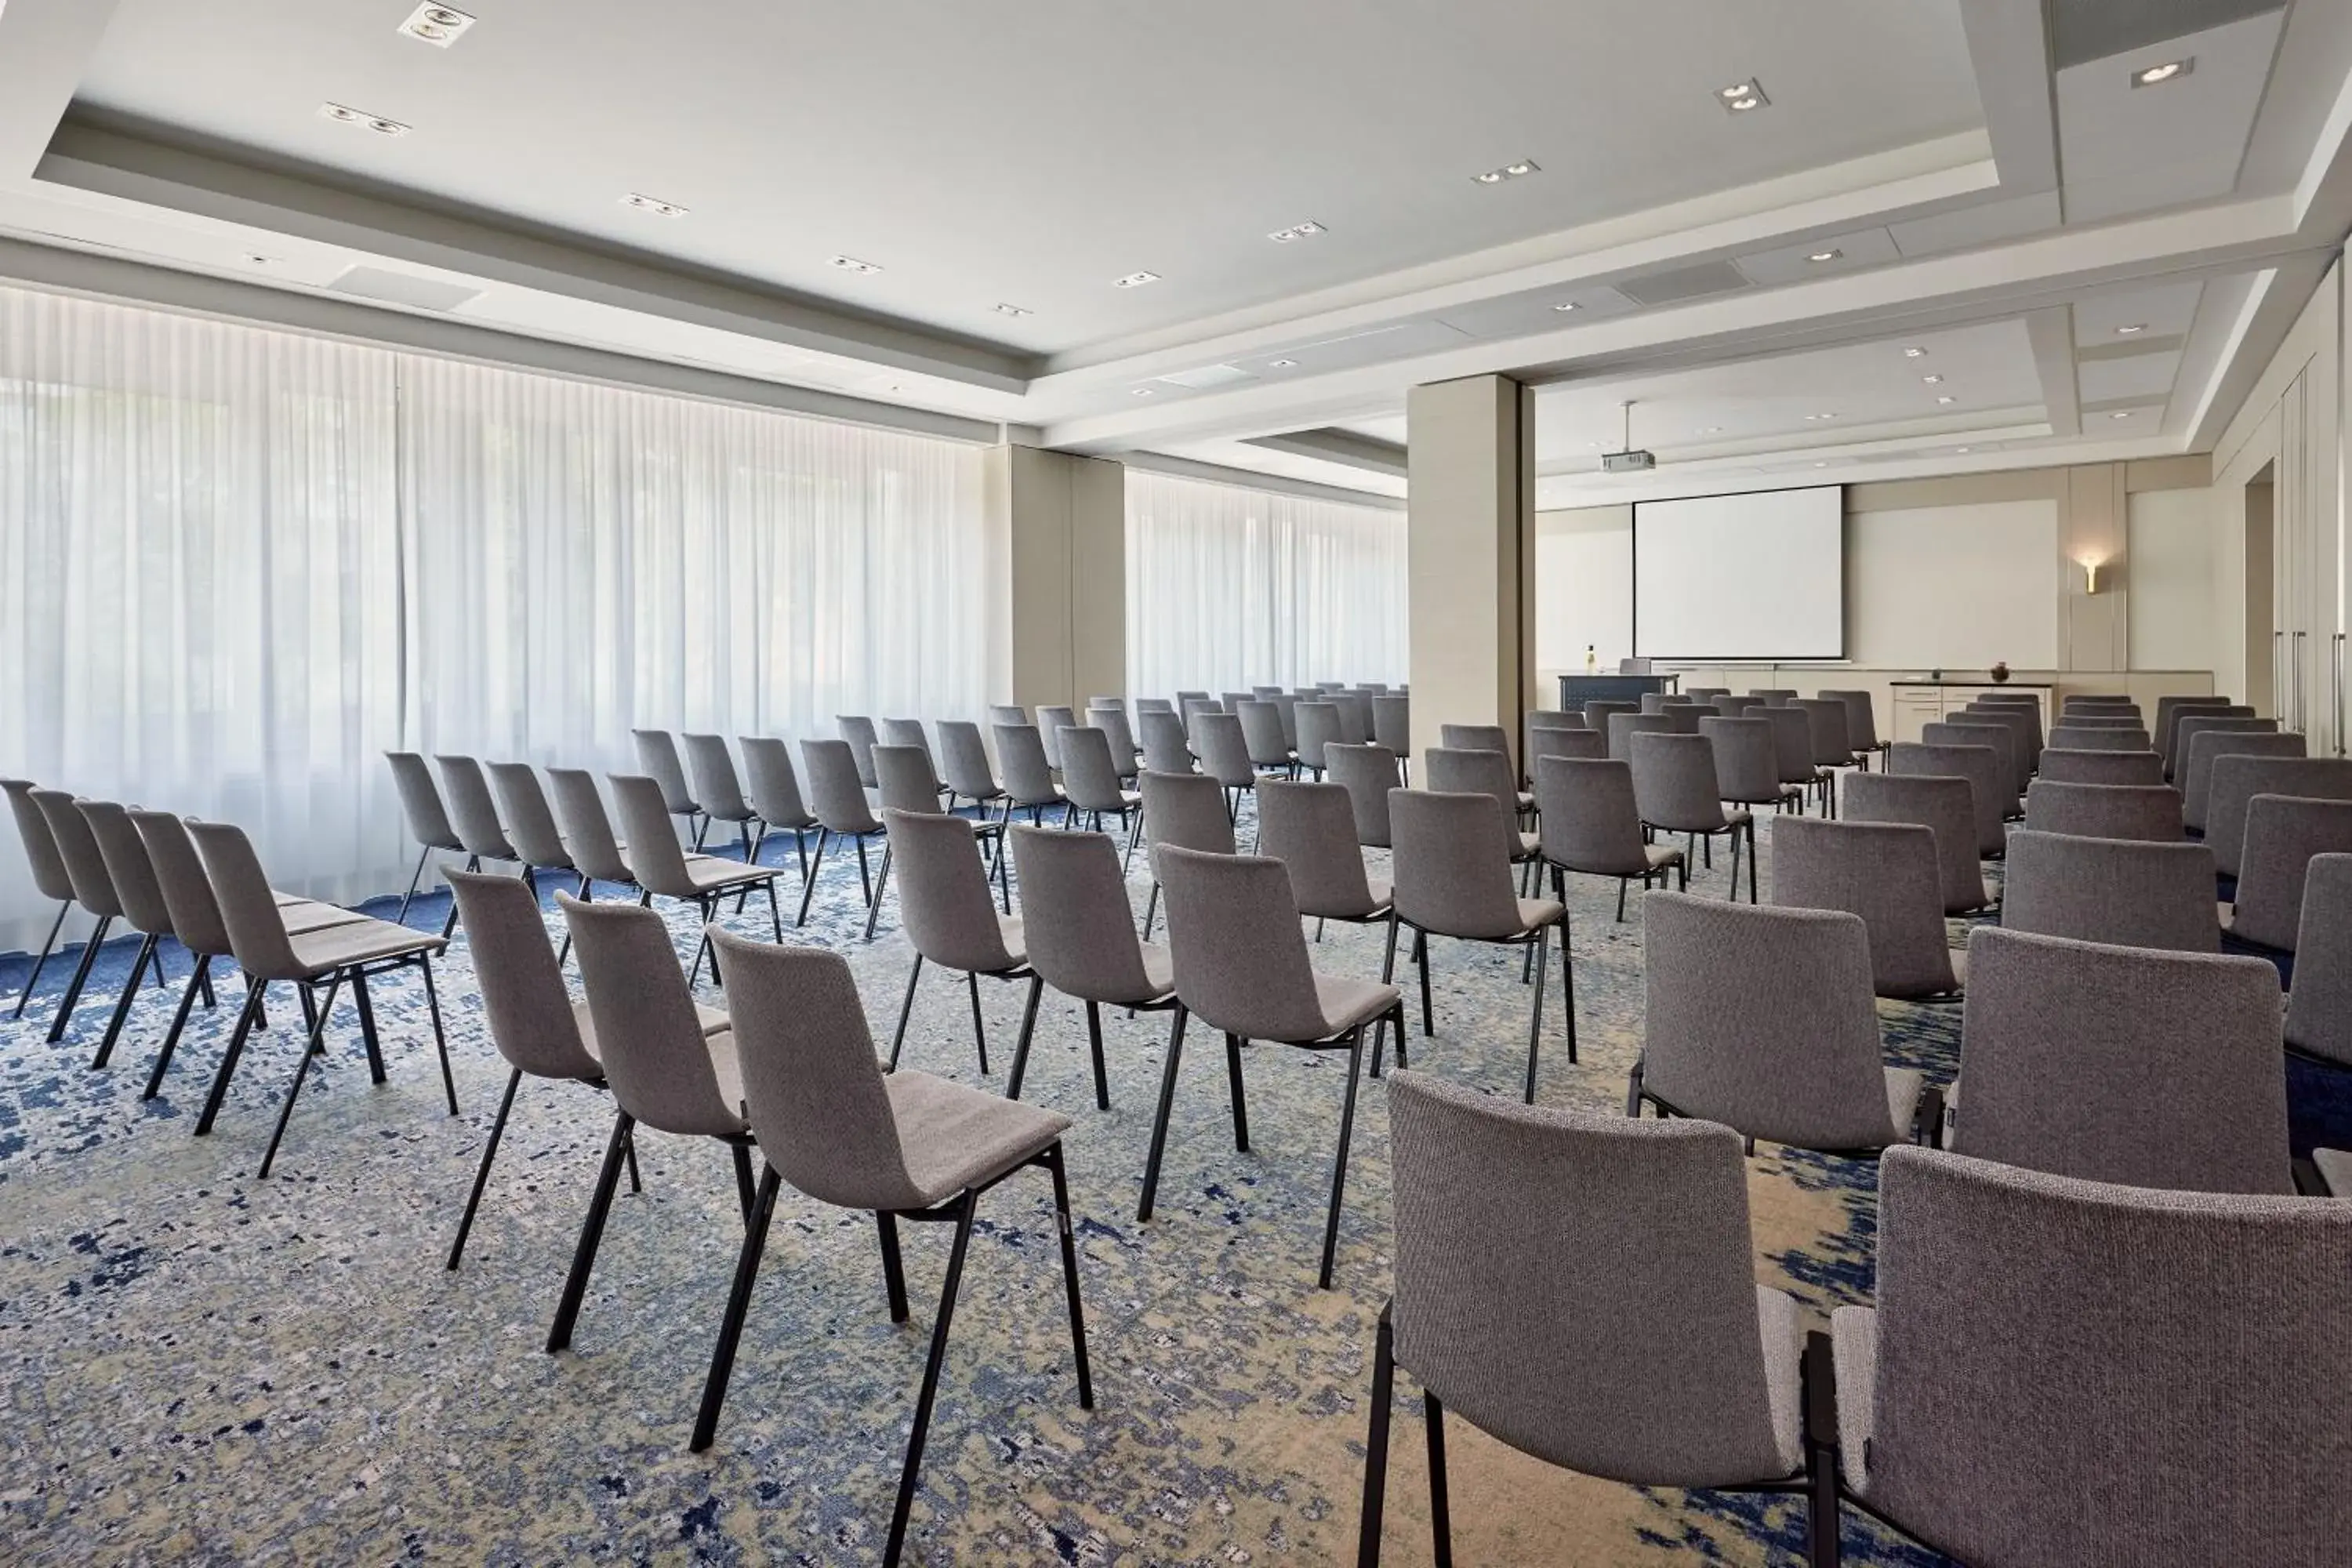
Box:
[1889,683,2049,743]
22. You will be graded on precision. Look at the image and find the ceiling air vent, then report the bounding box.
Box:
[1156,363,1257,390]
[1615,260,1753,307]
[328,264,483,313]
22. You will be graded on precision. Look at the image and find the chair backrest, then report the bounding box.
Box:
[802,739,883,833]
[1438,723,1512,756]
[76,799,172,937]
[2000,829,2217,952]
[1385,1069,1793,1487]
[608,774,699,897]
[1534,755,1649,876]
[1192,713,1256,788]
[835,715,881,788]
[2230,795,2352,949]
[876,717,931,758]
[990,724,1062,807]
[31,788,124,918]
[739,737,815,829]
[559,894,745,1137]
[1791,698,1853,767]
[1820,689,1881,750]
[1331,693,1373,746]
[1606,712,1676,761]
[1137,710,1196,775]
[546,768,633,884]
[1009,826,1160,1003]
[1088,706,1140,775]
[1709,695,1764,715]
[631,729,701,815]
[1294,702,1343,771]
[2285,854,2352,1065]
[129,810,232,957]
[872,743,946,818]
[2,778,76,904]
[1886,742,2005,856]
[183,819,304,980]
[1642,894,1898,1149]
[1747,688,1798,706]
[988,703,1030,728]
[2183,729,2304,831]
[1152,843,1333,1041]
[1759,706,1817,786]
[1255,779,1380,920]
[1628,732,1726,834]
[1323,743,1399,847]
[2045,724,2152,754]
[1233,700,1289,768]
[435,754,518,860]
[1389,789,1526,940]
[1956,926,2288,1193]
[1528,724,1607,768]
[1139,769,1236,855]
[2207,757,2352,877]
[2158,696,2241,764]
[1842,771,1986,915]
[1582,699,1636,731]
[937,721,1002,800]
[2021,780,2183,842]
[1059,726,1131,812]
[1921,721,2018,811]
[487,762,572,869]
[1219,691,1256,722]
[1769,816,1956,999]
[1637,692,1671,715]
[1693,716,1777,805]
[683,733,752,821]
[1036,706,1079,771]
[2034,747,2163,786]
[387,750,463,851]
[882,808,1016,972]
[1860,1145,2352,1565]
[2176,712,2276,789]
[1179,697,1222,745]
[445,867,601,1081]
[1954,706,2038,791]
[1371,694,1411,756]
[1421,748,1523,862]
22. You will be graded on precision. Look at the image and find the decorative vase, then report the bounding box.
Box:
[1990,662,2012,684]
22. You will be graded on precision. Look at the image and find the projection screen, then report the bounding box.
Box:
[1632,485,1845,660]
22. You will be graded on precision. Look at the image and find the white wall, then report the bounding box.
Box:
[1534,504,1632,670]
[2126,486,2218,673]
[1846,499,2060,668]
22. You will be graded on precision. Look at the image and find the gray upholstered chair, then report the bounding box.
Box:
[2174,709,2274,785]
[1710,695,1764,715]
[1633,894,1933,1155]
[1139,843,1404,1288]
[1324,742,1402,848]
[1528,724,1607,771]
[1138,708,1196,776]
[546,767,635,895]
[1953,705,2038,793]
[4,777,82,1022]
[1887,741,2005,858]
[938,720,1010,822]
[880,808,1033,1079]
[692,930,1090,1563]
[1088,705,1142,782]
[1060,725,1143,838]
[1438,723,1512,757]
[1534,754,1684,921]
[1842,771,1992,916]
[1218,691,1257,724]
[184,819,454,1176]
[71,799,187,1071]
[632,728,706,841]
[987,702,1029,728]
[1631,731,1753,901]
[1357,1069,1829,1567]
[1137,769,1236,933]
[1235,699,1294,777]
[1192,713,1259,817]
[1606,711,1676,762]
[2285,854,2352,1068]
[835,714,883,789]
[2223,795,2352,952]
[2034,747,2163,786]
[2157,696,2241,768]
[736,738,820,887]
[1922,720,2020,819]
[2208,757,2352,878]
[1770,816,1961,1001]
[1332,692,1374,746]
[387,750,466,925]
[1179,696,1223,746]
[2045,724,2151,753]
[1583,698,1637,731]
[1951,926,2289,1193]
[1699,715,1802,822]
[1005,825,1176,1108]
[1371,695,1411,779]
[1386,789,1570,1101]
[1257,779,1392,938]
[1999,830,2217,952]
[1794,699,1860,782]
[1422,747,1540,874]
[2021,779,2183,842]
[877,717,932,761]
[993,723,1069,826]
[436,754,525,904]
[2182,726,2299,830]
[1829,1145,2352,1565]
[1820,689,1887,764]
[26,788,132,1045]
[873,742,1009,917]
[798,739,891,931]
[1762,706,1831,815]
[609,774,786,971]
[683,734,764,864]
[487,761,585,896]
[1036,705,1080,772]
[1294,702,1344,779]
[1748,688,1798,706]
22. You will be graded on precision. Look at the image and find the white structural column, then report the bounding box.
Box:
[1406,374,1537,764]
[986,443,1127,713]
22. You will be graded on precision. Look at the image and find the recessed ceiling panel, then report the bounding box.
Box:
[1616,260,1753,307]
[2076,350,2183,403]
[2055,11,2283,223]
[1432,284,1640,340]
[1731,226,1900,286]
[2049,0,2281,71]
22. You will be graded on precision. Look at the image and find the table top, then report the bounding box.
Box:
[1889,679,2053,689]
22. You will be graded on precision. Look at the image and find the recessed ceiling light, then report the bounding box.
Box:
[1472,159,1541,186]
[2115,323,2147,335]
[1813,461,1829,468]
[2131,58,2192,88]
[1269,358,1298,368]
[1552,301,1580,313]
[1804,412,1839,422]
[397,3,475,45]
[621,192,688,218]
[829,255,883,276]
[1718,80,1769,112]
[1936,395,1956,405]
[1268,220,1327,243]
[1806,249,1842,263]
[320,102,411,136]
[1904,347,1928,358]
[993,303,1033,318]
[239,252,277,267]
[1698,426,1723,434]
[1113,270,1163,289]
[1132,388,1155,397]
[2111,410,2134,419]
[1955,447,1972,454]
[1922,374,1944,384]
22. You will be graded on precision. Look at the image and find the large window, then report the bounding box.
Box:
[0,285,996,949]
[1124,468,1406,696]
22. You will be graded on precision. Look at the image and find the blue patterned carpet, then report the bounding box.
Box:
[1,806,2341,1565]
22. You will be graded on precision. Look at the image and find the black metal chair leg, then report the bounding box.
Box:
[1137,1005,1189,1221]
[1524,928,1547,1104]
[1007,975,1044,1100]
[1141,880,1160,941]
[46,913,113,1044]
[965,969,990,1075]
[1426,1388,1454,1568]
[731,1141,756,1225]
[855,834,875,908]
[144,953,212,1099]
[1043,1142,1094,1408]
[1617,877,1629,922]
[1318,1030,1367,1290]
[1414,928,1433,1037]
[1372,914,1403,1076]
[258,970,345,1178]
[1357,1305,1396,1567]
[351,967,387,1083]
[796,828,832,927]
[864,840,891,942]
[417,954,457,1113]
[91,931,158,1069]
[888,953,924,1072]
[690,1162,782,1452]
[877,1210,909,1322]
[546,1109,636,1352]
[396,847,429,926]
[1805,1329,1844,1568]
[448,1066,523,1269]
[11,900,68,1019]
[883,1190,978,1568]
[1224,1033,1250,1151]
[193,981,267,1135]
[1084,1000,1109,1110]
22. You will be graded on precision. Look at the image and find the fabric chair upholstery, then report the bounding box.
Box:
[2021,780,2183,842]
[1842,772,1990,915]
[1887,742,2005,857]
[1999,830,2216,952]
[2183,728,2302,831]
[2225,794,2352,950]
[2207,757,2352,877]
[1769,816,1958,1000]
[2034,748,2163,786]
[2285,854,2352,1065]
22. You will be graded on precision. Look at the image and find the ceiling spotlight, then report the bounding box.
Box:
[1904,347,1928,358]
[1268,220,1327,243]
[1132,388,1155,397]
[993,303,1033,318]
[1552,301,1580,313]
[1269,358,1298,368]
[1113,270,1163,289]
[1806,249,1842,263]
[1955,447,1972,454]
[621,192,688,218]
[239,252,277,267]
[2131,58,2192,88]
[2111,410,2134,419]
[1804,412,1839,422]
[1922,374,1944,384]
[397,3,476,45]
[2115,323,2147,336]
[1936,395,1956,405]
[1813,461,1829,468]
[1718,80,1769,112]
[321,102,412,136]
[1472,159,1541,186]
[829,255,883,276]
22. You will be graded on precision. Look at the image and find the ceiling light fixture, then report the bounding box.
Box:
[1955,447,1972,454]
[1268,220,1327,243]
[993,303,1033,318]
[1806,249,1842,263]
[1922,374,1944,384]
[1269,358,1298,368]
[1472,159,1541,186]
[397,3,475,45]
[829,255,883,276]
[320,102,412,136]
[621,192,688,217]
[2115,323,2147,335]
[1904,347,1928,358]
[1698,426,1723,434]
[239,252,277,267]
[2111,410,2134,419]
[1552,300,1580,313]
[1936,395,1956,405]
[1132,388,1155,397]
[1718,79,1769,112]
[1112,270,1162,289]
[2131,57,2192,88]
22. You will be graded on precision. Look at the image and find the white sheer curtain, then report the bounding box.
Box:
[0,285,404,948]
[1125,467,1407,697]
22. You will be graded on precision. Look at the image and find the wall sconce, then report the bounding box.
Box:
[2078,557,2107,594]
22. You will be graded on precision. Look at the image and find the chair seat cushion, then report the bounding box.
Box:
[288,915,448,976]
[1138,941,1175,999]
[993,915,1028,971]
[2314,1148,2348,1196]
[684,854,776,892]
[572,998,728,1073]
[1313,971,1402,1036]
[1830,1305,1878,1496]
[888,1069,1073,1207]
[280,899,372,937]
[1645,844,1683,871]
[1514,897,1566,935]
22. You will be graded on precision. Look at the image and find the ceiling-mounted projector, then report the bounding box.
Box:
[1600,399,1653,472]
